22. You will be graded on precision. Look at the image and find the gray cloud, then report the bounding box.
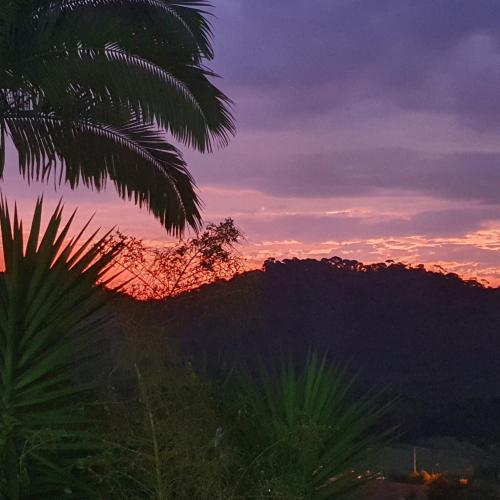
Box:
[213,0,500,128]
[196,147,500,204]
[284,150,500,203]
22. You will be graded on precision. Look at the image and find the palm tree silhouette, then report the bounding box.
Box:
[0,1,234,234]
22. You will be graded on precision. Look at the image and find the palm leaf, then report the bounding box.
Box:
[35,0,215,60]
[0,0,234,233]
[0,197,123,499]
[20,44,216,149]
[4,112,202,234]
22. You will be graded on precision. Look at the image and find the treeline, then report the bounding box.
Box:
[120,257,500,443]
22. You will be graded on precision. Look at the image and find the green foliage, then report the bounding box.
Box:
[0,0,235,234]
[93,357,236,499]
[0,198,122,499]
[233,352,391,499]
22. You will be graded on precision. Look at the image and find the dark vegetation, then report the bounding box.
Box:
[0,202,392,499]
[2,204,500,498]
[113,257,500,444]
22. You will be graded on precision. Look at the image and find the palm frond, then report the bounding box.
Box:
[0,0,234,233]
[4,111,202,234]
[19,43,222,150]
[34,0,214,59]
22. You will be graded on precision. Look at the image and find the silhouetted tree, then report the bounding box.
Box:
[106,218,243,299]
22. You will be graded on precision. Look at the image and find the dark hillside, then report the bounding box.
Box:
[118,258,500,441]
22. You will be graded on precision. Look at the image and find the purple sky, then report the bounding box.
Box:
[4,0,500,284]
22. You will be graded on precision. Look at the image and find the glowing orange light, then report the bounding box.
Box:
[420,470,443,484]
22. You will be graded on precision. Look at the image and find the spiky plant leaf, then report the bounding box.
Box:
[0,197,122,500]
[235,352,393,499]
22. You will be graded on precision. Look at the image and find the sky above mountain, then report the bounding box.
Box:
[4,0,500,284]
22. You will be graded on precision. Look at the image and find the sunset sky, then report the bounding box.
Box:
[4,0,500,284]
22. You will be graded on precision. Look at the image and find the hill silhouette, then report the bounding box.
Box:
[117,257,500,442]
